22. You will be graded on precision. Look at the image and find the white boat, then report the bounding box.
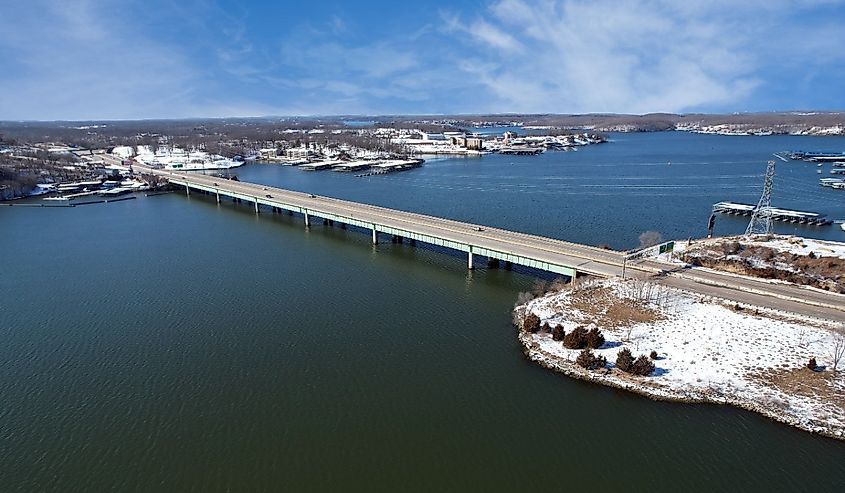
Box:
[841,223,845,232]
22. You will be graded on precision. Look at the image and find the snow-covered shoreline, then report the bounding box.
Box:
[515,279,845,440]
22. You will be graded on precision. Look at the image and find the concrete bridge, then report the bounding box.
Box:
[140,165,631,280]
[134,164,845,322]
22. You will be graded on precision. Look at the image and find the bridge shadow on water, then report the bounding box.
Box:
[181,188,571,285]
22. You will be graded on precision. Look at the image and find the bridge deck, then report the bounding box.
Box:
[126,163,845,322]
[141,166,627,278]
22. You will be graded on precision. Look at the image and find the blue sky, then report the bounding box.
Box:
[1,0,844,120]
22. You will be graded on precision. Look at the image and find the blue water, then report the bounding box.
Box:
[236,131,845,249]
[2,131,844,491]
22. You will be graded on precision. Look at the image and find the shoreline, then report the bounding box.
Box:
[514,278,845,442]
[518,332,844,442]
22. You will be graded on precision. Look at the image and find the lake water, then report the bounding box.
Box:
[2,132,844,491]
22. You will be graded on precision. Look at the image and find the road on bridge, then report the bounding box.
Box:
[132,163,845,323]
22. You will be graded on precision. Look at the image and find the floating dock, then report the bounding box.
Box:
[98,187,133,197]
[785,151,845,162]
[299,160,342,171]
[331,161,372,172]
[499,147,543,155]
[355,159,423,177]
[820,178,845,188]
[712,201,833,226]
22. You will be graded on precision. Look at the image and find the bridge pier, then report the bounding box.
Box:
[156,172,622,281]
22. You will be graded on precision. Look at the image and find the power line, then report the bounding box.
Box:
[745,160,776,236]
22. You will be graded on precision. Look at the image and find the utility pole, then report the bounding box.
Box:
[745,160,776,237]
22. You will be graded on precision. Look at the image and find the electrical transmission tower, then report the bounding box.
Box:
[745,160,776,236]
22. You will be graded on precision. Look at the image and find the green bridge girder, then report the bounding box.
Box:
[174,179,577,278]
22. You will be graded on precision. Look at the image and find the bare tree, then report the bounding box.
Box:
[639,230,664,249]
[831,332,845,372]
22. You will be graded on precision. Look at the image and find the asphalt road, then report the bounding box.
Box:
[134,164,845,323]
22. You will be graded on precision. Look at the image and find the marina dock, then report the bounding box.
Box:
[299,160,341,171]
[355,159,424,177]
[499,147,543,155]
[712,201,833,226]
[820,178,845,188]
[331,161,372,172]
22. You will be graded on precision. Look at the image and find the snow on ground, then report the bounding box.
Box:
[518,279,845,439]
[668,235,845,293]
[673,235,845,260]
[757,236,845,259]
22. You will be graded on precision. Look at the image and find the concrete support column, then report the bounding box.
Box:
[372,227,378,245]
[468,249,474,270]
[216,192,220,204]
[570,271,578,284]
[254,200,259,214]
[304,210,310,228]
[185,185,190,196]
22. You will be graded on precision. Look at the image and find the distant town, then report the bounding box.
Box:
[0,117,607,201]
[3,111,845,201]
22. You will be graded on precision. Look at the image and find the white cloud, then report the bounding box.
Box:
[446,0,765,113]
[446,0,843,114]
[2,0,841,119]
[444,15,524,53]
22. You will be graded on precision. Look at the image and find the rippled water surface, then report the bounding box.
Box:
[2,132,844,491]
